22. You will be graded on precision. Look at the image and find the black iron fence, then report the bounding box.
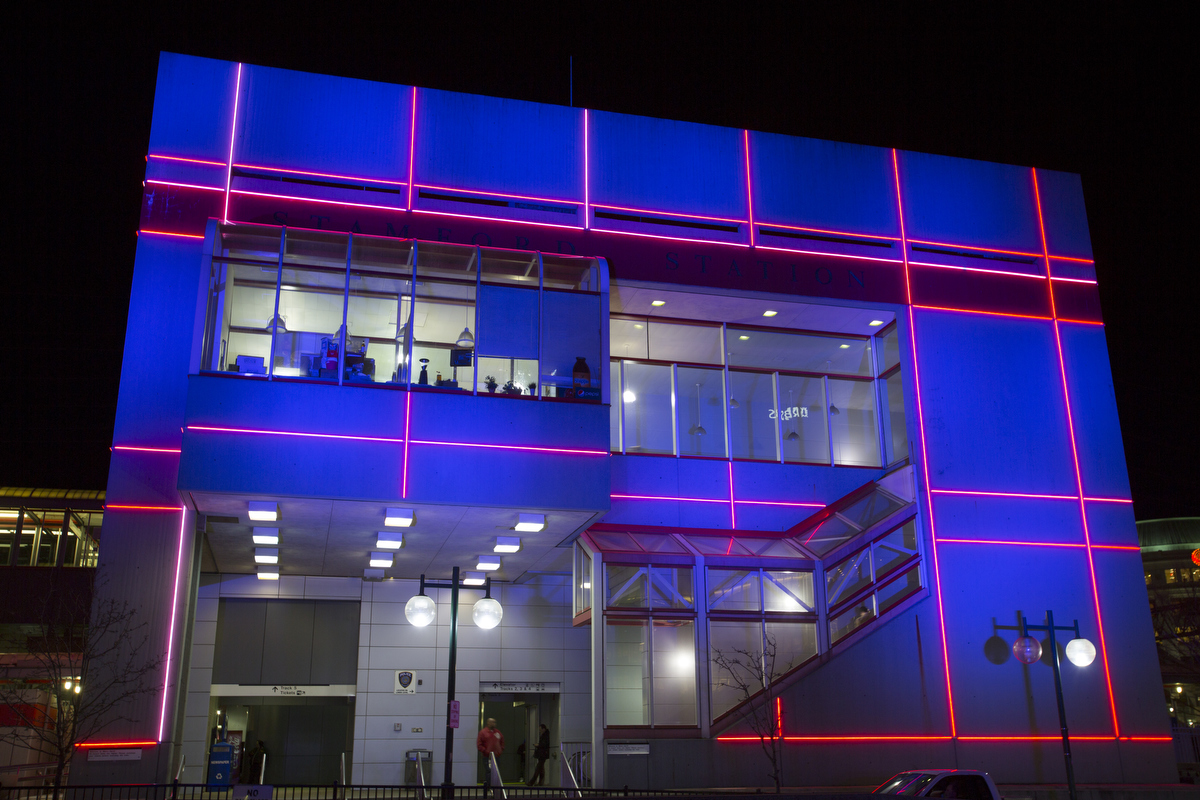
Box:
[0,785,723,800]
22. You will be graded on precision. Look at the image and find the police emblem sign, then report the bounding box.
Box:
[394,670,417,694]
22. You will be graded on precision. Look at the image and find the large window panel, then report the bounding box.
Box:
[765,621,818,675]
[826,547,873,609]
[676,367,727,458]
[763,571,815,613]
[610,361,622,450]
[346,240,412,384]
[606,564,649,608]
[729,371,778,461]
[611,318,649,360]
[882,368,909,464]
[273,265,347,381]
[707,568,761,612]
[216,262,278,374]
[605,620,650,726]
[412,281,476,390]
[649,322,723,365]
[709,620,764,719]
[621,362,675,455]
[880,325,901,372]
[828,378,881,467]
[649,566,694,609]
[652,620,697,725]
[873,520,918,579]
[777,375,829,464]
[542,291,602,398]
[830,596,876,643]
[727,329,872,376]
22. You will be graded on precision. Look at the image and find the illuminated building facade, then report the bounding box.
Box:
[72,52,1172,787]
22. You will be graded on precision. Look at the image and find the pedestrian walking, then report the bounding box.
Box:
[527,723,551,786]
[476,717,504,795]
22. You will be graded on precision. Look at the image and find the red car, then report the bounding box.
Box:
[874,769,1001,800]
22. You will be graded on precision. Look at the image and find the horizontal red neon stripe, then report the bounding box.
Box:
[412,440,608,456]
[938,538,1085,549]
[411,207,585,232]
[1087,496,1134,504]
[735,499,825,508]
[957,735,1119,741]
[105,504,184,512]
[235,163,408,186]
[1092,544,1142,551]
[188,425,404,443]
[76,740,158,748]
[148,154,226,167]
[139,229,206,240]
[588,224,748,249]
[1049,255,1096,264]
[612,493,728,504]
[932,488,1075,501]
[717,735,952,742]
[753,243,903,265]
[146,179,224,193]
[908,260,1046,281]
[112,445,182,454]
[592,202,746,225]
[1057,318,1105,326]
[1050,276,1098,285]
[231,189,405,213]
[754,220,901,241]
[907,239,1044,259]
[417,183,581,206]
[913,305,1052,322]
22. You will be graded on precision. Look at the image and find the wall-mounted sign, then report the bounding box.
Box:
[768,405,809,421]
[449,699,460,729]
[87,748,142,762]
[211,684,356,697]
[233,786,274,800]
[482,681,561,693]
[395,670,417,695]
[607,743,650,756]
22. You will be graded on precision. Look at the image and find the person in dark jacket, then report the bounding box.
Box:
[527,724,551,786]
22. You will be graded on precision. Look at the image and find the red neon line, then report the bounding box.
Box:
[406,86,417,211]
[231,189,405,213]
[717,736,953,742]
[234,163,408,186]
[775,697,782,736]
[734,499,825,508]
[188,425,404,443]
[416,183,581,206]
[158,511,188,740]
[726,537,735,555]
[754,220,901,242]
[908,259,1046,281]
[402,391,412,499]
[113,445,182,454]
[590,203,746,225]
[1086,496,1133,503]
[1050,276,1098,285]
[743,130,755,247]
[411,440,608,456]
[893,148,955,737]
[1049,255,1096,264]
[932,489,1075,500]
[105,504,184,511]
[411,207,584,232]
[147,154,227,167]
[750,243,903,266]
[139,230,206,240]
[75,741,158,748]
[1121,737,1173,742]
[958,735,1116,742]
[907,239,1045,259]
[583,109,590,230]
[146,179,225,193]
[1057,318,1105,326]
[1093,545,1142,551]
[938,538,1085,549]
[223,63,242,224]
[728,462,737,529]
[611,493,728,504]
[913,305,1052,322]
[1034,167,1119,737]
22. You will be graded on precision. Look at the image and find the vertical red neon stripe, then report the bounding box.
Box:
[222,63,243,224]
[1032,168,1119,737]
[402,391,412,498]
[583,109,590,230]
[892,149,956,736]
[727,461,736,529]
[743,130,755,247]
[157,510,189,740]
[406,86,418,211]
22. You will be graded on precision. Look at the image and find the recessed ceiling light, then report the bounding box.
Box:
[252,528,279,545]
[634,324,644,329]
[477,555,501,571]
[369,551,394,568]
[839,344,850,349]
[257,566,279,581]
[248,501,278,522]
[651,300,666,307]
[385,508,414,527]
[377,532,404,550]
[515,513,545,533]
[762,310,778,317]
[495,536,522,553]
[622,390,636,403]
[463,572,487,586]
[869,320,885,326]
[254,548,279,565]
[739,335,750,341]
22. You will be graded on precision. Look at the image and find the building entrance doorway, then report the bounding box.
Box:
[478,693,559,787]
[210,696,354,785]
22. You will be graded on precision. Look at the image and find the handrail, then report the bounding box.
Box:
[416,750,427,800]
[488,752,507,800]
[175,754,186,782]
[340,751,346,799]
[558,745,583,798]
[259,752,267,784]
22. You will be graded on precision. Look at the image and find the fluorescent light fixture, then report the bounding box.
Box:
[839,344,850,349]
[257,566,279,580]
[515,513,545,533]
[494,536,521,553]
[248,501,278,522]
[370,552,394,568]
[869,320,885,326]
[476,555,501,571]
[377,532,404,549]
[634,324,644,329]
[738,335,750,340]
[254,548,279,564]
[364,568,385,580]
[252,527,279,545]
[651,300,666,306]
[762,310,778,317]
[463,571,487,586]
[385,508,414,527]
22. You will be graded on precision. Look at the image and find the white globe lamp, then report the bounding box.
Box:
[1012,635,1042,665]
[473,597,503,630]
[1065,637,1096,667]
[405,594,436,627]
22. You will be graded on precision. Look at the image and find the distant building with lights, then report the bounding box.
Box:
[67,52,1173,788]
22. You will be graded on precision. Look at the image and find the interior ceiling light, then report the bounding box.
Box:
[869,320,885,326]
[455,327,475,348]
[829,404,841,416]
[651,300,666,306]
[477,555,502,571]
[463,571,487,586]
[377,532,404,550]
[634,324,644,329]
[762,310,778,317]
[364,568,385,580]
[385,508,414,527]
[739,335,750,341]
[257,566,279,581]
[248,501,278,522]
[622,389,636,403]
[515,513,545,533]
[254,548,279,565]
[252,528,279,545]
[370,551,394,568]
[494,536,522,553]
[839,344,850,349]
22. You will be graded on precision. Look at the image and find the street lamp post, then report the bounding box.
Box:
[1012,610,1097,800]
[404,568,503,800]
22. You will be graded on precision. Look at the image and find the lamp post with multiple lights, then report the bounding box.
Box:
[405,568,503,798]
[1011,611,1097,800]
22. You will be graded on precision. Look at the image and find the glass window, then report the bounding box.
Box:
[829,379,880,467]
[877,566,922,613]
[631,534,687,554]
[606,564,648,608]
[649,566,694,609]
[729,371,778,461]
[479,247,538,287]
[652,620,697,725]
[649,322,723,365]
[590,531,641,552]
[621,362,675,455]
[882,368,909,463]
[880,325,901,373]
[346,238,412,384]
[1166,569,1177,584]
[826,548,873,609]
[412,281,476,391]
[541,291,601,399]
[830,597,876,643]
[542,254,600,292]
[763,571,815,612]
[273,265,347,381]
[415,241,477,282]
[793,513,860,557]
[778,375,829,464]
[873,521,918,579]
[709,620,764,719]
[477,356,538,396]
[727,329,872,377]
[284,229,348,269]
[605,620,649,725]
[707,569,760,612]
[574,544,593,615]
[688,536,751,557]
[677,367,727,458]
[610,319,649,360]
[765,620,818,674]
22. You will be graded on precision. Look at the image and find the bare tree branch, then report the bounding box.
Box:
[711,634,785,793]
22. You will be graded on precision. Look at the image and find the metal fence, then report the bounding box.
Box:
[1174,724,1200,766]
[0,785,706,800]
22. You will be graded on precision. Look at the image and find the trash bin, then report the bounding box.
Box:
[405,749,433,785]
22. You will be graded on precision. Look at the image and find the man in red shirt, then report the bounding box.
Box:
[476,717,504,794]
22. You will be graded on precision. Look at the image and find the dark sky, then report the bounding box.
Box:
[9,5,1195,520]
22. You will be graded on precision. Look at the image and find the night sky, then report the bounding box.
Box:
[9,5,1195,520]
